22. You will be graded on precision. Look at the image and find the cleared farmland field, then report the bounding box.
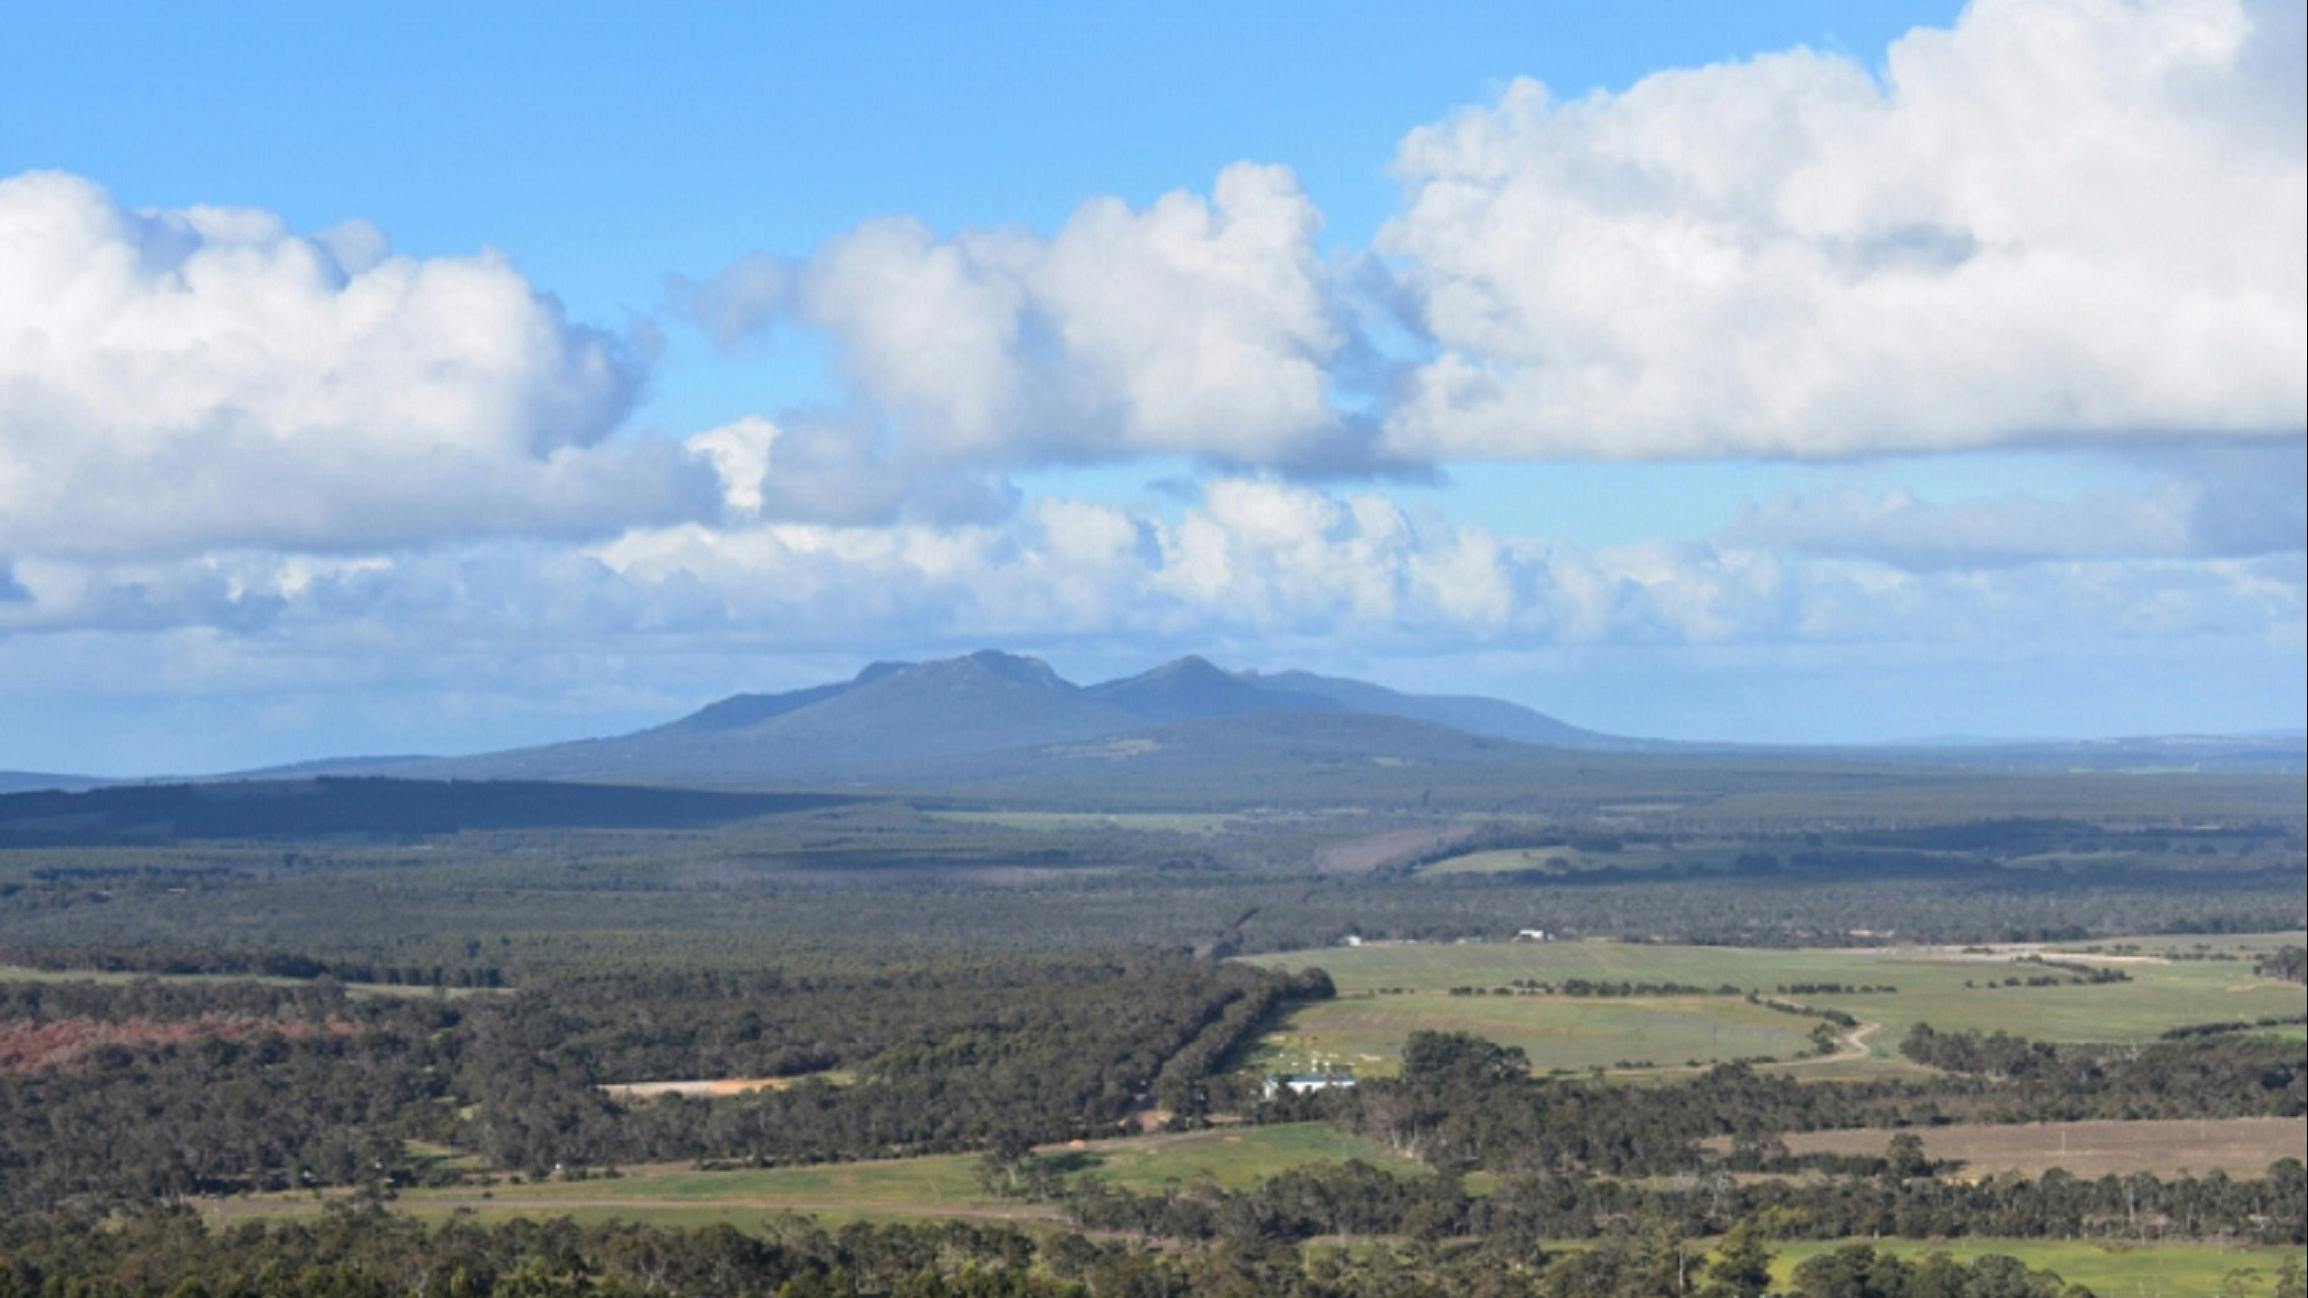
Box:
[209,1121,1409,1229]
[1249,989,1821,1077]
[1770,1116,2307,1180]
[1240,936,2307,1077]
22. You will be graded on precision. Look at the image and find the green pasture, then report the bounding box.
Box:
[212,1122,1409,1229]
[1241,937,2306,1076]
[1250,990,1822,1078]
[1768,1238,2304,1297]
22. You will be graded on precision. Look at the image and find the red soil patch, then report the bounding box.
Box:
[1315,825,1478,875]
[0,1015,359,1074]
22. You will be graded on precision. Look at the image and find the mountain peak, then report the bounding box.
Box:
[1086,654,1336,722]
[1148,654,1225,679]
[956,649,1070,690]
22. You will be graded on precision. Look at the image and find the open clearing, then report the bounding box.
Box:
[1417,842,1749,877]
[598,1070,852,1100]
[1768,1238,2305,1297]
[210,1121,1408,1229]
[1316,825,1476,875]
[1240,936,2306,1077]
[1767,1116,2306,1180]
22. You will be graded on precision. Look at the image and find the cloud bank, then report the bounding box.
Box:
[10,478,2293,664]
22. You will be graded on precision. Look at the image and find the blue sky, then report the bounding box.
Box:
[0,0,2301,773]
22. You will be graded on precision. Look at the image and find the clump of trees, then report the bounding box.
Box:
[2258,945,2307,984]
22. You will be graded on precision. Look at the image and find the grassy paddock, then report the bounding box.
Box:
[208,1122,1410,1230]
[1764,1116,2306,1180]
[1250,990,1821,1078]
[1239,936,2307,1077]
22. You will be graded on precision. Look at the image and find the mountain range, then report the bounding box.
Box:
[7,651,2300,795]
[295,650,1651,787]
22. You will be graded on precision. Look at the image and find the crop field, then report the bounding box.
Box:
[211,1121,1409,1229]
[1249,988,1823,1077]
[1240,936,2307,1077]
[1767,1238,2305,1297]
[1768,1116,2307,1180]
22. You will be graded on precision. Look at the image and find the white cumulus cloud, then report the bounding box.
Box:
[703,162,1356,469]
[0,170,716,557]
[1379,0,2306,460]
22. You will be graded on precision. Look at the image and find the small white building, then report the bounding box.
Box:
[1263,1072,1357,1099]
[1341,934,1364,947]
[1516,927,1551,942]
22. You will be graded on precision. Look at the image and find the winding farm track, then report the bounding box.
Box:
[1823,1018,1882,1066]
[1595,1014,1888,1082]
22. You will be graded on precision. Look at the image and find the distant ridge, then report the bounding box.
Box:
[0,770,108,795]
[270,651,1636,786]
[185,652,2303,788]
[1242,668,1646,751]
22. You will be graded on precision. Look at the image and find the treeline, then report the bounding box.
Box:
[0,778,852,845]
[1894,1023,2308,1120]
[1063,1153,2308,1247]
[0,944,509,986]
[0,1205,2124,1298]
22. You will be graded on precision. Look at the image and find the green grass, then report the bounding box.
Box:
[211,1122,1411,1229]
[1769,1238,2304,1297]
[1250,990,1821,1078]
[1240,936,2307,1076]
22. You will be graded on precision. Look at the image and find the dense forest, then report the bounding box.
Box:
[0,960,1331,1213]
